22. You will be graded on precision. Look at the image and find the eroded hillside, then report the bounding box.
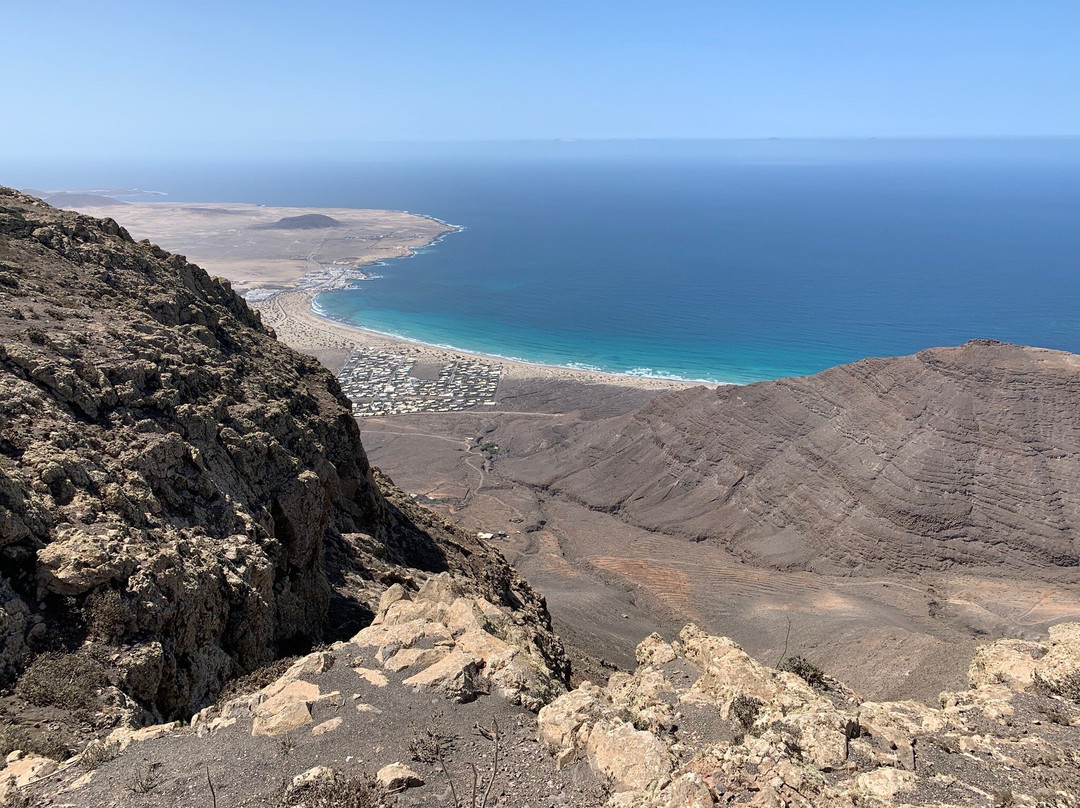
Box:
[502,342,1080,576]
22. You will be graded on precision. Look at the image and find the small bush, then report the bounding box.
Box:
[78,740,119,771]
[730,694,763,732]
[778,656,829,690]
[279,772,386,808]
[408,723,450,764]
[83,589,131,643]
[127,758,163,794]
[16,651,106,710]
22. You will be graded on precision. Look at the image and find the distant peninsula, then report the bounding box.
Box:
[55,198,455,294]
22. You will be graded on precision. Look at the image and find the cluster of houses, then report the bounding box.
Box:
[336,346,501,416]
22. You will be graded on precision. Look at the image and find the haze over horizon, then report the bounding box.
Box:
[2,0,1078,162]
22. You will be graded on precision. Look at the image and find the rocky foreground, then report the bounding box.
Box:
[7,587,1080,807]
[539,624,1080,807]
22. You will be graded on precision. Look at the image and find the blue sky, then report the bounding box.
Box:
[1,1,1077,159]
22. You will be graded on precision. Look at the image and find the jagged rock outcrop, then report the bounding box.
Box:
[2,574,583,806]
[0,189,565,726]
[538,625,1080,807]
[502,341,1080,576]
[351,572,566,710]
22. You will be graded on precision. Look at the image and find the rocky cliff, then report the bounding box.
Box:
[502,342,1080,577]
[0,189,565,733]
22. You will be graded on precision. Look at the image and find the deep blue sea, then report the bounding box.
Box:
[8,140,1080,383]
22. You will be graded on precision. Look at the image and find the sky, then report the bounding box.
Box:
[1,0,1078,160]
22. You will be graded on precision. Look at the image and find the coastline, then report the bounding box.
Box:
[254,289,702,393]
[66,197,708,392]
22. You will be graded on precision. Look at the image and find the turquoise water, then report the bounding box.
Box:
[311,144,1080,383]
[11,141,1080,383]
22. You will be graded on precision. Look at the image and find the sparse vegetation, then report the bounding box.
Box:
[731,694,763,732]
[127,758,163,794]
[0,725,71,762]
[15,651,105,710]
[277,733,296,756]
[279,771,387,808]
[83,588,131,643]
[778,655,829,690]
[993,789,1016,807]
[78,740,119,771]
[408,719,451,764]
[439,718,501,808]
[480,442,499,456]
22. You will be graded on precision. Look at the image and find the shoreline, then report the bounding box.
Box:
[66,197,710,391]
[256,289,704,393]
[308,291,726,387]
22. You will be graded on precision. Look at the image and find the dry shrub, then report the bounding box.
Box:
[0,725,71,762]
[731,694,763,732]
[83,589,131,643]
[16,651,105,710]
[279,771,387,808]
[78,740,120,771]
[778,655,829,690]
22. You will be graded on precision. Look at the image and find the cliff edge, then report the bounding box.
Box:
[0,189,565,742]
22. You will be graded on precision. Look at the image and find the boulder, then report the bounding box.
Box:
[251,680,321,736]
[377,762,424,791]
[636,633,677,666]
[968,638,1044,691]
[538,682,609,762]
[403,648,483,702]
[851,767,916,801]
[585,718,672,791]
[1035,623,1080,694]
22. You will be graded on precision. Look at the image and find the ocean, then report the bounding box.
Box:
[8,140,1080,383]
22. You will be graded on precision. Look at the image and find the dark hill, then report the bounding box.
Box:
[254,213,341,230]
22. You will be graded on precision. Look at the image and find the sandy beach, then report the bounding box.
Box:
[257,289,697,390]
[68,199,700,407]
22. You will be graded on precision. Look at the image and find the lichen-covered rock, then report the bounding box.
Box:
[538,681,609,764]
[1034,622,1080,695]
[967,638,1044,692]
[635,633,677,666]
